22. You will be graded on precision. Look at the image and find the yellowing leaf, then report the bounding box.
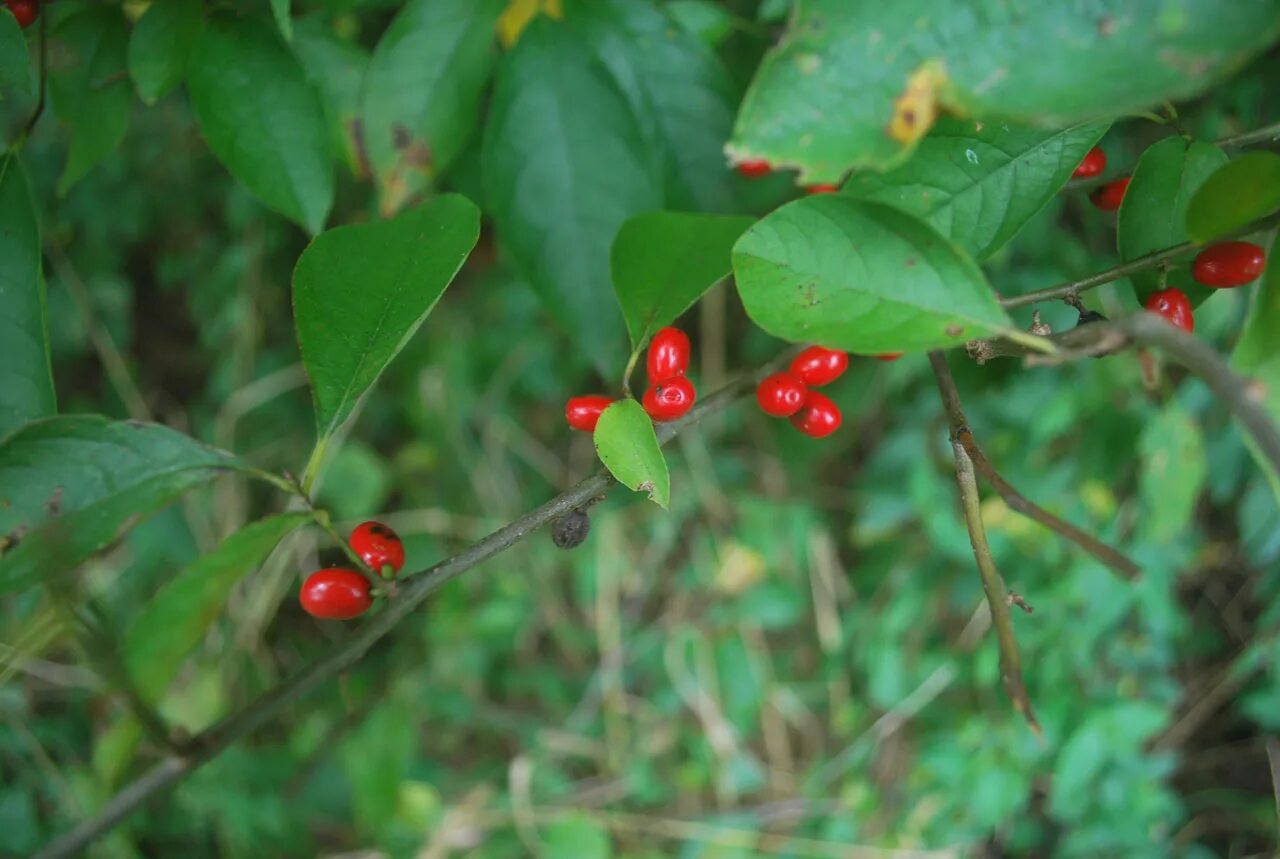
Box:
[889,61,946,145]
[496,0,562,48]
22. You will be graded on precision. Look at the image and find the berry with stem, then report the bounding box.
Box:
[646,326,692,384]
[349,520,405,577]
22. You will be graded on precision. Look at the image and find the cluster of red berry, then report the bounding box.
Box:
[299,520,405,620]
[1071,145,1268,333]
[755,347,901,438]
[565,326,698,432]
[736,159,838,195]
[3,0,36,27]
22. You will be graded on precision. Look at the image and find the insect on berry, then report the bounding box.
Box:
[349,520,405,576]
[300,568,372,620]
[1144,287,1194,334]
[566,395,613,433]
[790,391,842,438]
[1072,146,1106,179]
[806,183,840,195]
[736,158,772,178]
[1089,177,1129,212]
[642,376,696,422]
[789,346,849,387]
[756,372,808,418]
[4,0,37,28]
[1191,241,1266,289]
[550,508,591,549]
[646,326,692,384]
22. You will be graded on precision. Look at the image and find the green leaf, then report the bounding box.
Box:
[732,196,1013,353]
[291,19,370,177]
[294,195,480,443]
[541,813,613,859]
[123,514,309,702]
[1117,138,1227,303]
[611,212,754,348]
[269,0,292,41]
[48,7,131,193]
[360,0,503,216]
[0,156,53,438]
[843,118,1109,261]
[483,17,661,377]
[566,0,738,212]
[666,0,735,48]
[1233,239,1280,503]
[1138,404,1206,544]
[729,0,1280,181]
[593,399,669,508]
[187,17,333,233]
[127,0,203,105]
[1186,151,1280,243]
[0,13,32,95]
[0,417,242,595]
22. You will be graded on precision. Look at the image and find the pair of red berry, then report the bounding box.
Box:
[755,346,852,438]
[4,0,36,27]
[565,326,697,432]
[735,158,839,196]
[1071,146,1131,212]
[299,520,405,620]
[1143,241,1268,333]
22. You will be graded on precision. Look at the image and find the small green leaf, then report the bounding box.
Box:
[0,417,243,595]
[0,14,32,95]
[593,399,669,508]
[123,514,310,702]
[611,212,754,348]
[360,0,503,215]
[291,19,370,177]
[732,196,1013,353]
[269,0,292,41]
[1118,138,1227,303]
[483,17,661,378]
[127,0,203,105]
[187,17,333,233]
[666,0,735,47]
[1138,404,1206,544]
[294,195,480,444]
[843,118,1109,261]
[1233,239,1280,504]
[48,7,131,193]
[541,813,613,859]
[0,156,54,438]
[1186,152,1280,243]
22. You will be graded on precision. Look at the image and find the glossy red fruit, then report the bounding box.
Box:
[736,159,772,178]
[1072,146,1106,179]
[790,391,842,438]
[642,376,696,422]
[566,395,612,432]
[646,326,692,383]
[875,353,904,362]
[789,346,849,387]
[1089,177,1129,212]
[349,520,405,575]
[1191,241,1266,289]
[1144,287,1194,333]
[756,372,808,418]
[5,0,37,28]
[806,183,840,195]
[300,569,372,620]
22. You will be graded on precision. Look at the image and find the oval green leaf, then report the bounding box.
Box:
[594,399,669,508]
[843,118,1109,261]
[292,19,370,177]
[0,156,54,438]
[187,17,333,233]
[0,417,243,595]
[361,0,503,216]
[482,17,662,378]
[294,194,481,444]
[1138,404,1206,544]
[127,0,203,105]
[0,13,32,95]
[124,513,310,702]
[732,196,1013,353]
[1117,137,1227,304]
[611,212,755,348]
[1186,151,1280,243]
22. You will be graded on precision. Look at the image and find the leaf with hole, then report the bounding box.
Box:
[593,399,669,508]
[1185,151,1280,243]
[0,156,53,439]
[294,194,480,444]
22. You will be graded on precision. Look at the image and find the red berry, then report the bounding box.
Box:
[642,376,696,422]
[875,353,904,362]
[1144,287,1194,333]
[789,346,849,387]
[5,0,36,28]
[349,520,405,575]
[1072,146,1106,179]
[1191,241,1266,289]
[1089,177,1129,212]
[806,183,840,195]
[736,158,772,178]
[566,395,612,432]
[789,391,842,438]
[646,326,692,384]
[300,568,372,620]
[755,372,808,417]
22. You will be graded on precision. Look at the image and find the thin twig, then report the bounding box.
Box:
[929,353,1040,734]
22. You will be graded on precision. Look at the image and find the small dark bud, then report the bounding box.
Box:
[551,508,591,550]
[1075,309,1108,326]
